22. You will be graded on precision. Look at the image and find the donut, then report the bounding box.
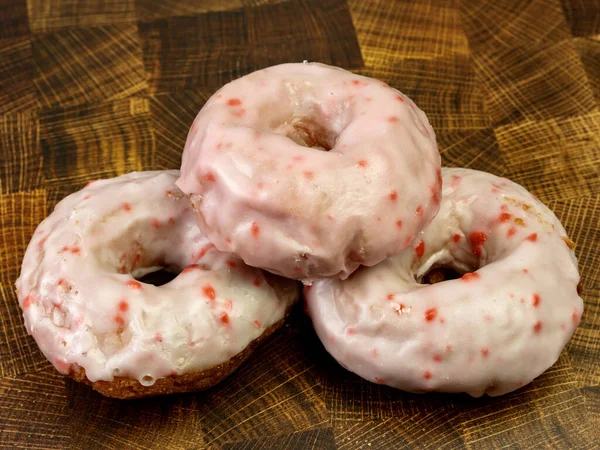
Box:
[176,62,441,281]
[305,168,583,397]
[15,171,299,399]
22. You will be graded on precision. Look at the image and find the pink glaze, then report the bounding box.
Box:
[16,171,295,386]
[177,62,441,281]
[306,168,583,397]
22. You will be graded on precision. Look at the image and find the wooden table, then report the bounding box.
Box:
[1,0,599,448]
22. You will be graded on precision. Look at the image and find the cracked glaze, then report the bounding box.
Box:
[16,171,294,385]
[306,168,583,397]
[177,62,441,281]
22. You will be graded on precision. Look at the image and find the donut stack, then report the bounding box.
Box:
[16,63,583,399]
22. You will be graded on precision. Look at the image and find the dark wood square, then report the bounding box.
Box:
[0,0,30,39]
[40,97,153,211]
[549,196,600,386]
[471,39,597,126]
[0,368,70,449]
[149,90,213,169]
[135,0,244,22]
[496,112,600,201]
[223,428,337,450]
[349,0,470,67]
[0,36,39,113]
[139,0,363,94]
[561,0,600,37]
[27,0,136,33]
[574,37,600,106]
[0,111,43,194]
[32,25,147,109]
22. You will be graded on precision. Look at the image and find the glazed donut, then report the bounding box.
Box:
[306,168,583,397]
[177,62,441,281]
[16,171,299,399]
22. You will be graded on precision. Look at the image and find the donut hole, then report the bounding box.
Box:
[419,266,464,285]
[270,102,342,151]
[94,217,192,286]
[136,268,178,287]
[285,119,334,150]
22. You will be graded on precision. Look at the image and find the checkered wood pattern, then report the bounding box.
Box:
[1,0,599,448]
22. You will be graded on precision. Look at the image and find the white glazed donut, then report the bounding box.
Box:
[177,62,441,281]
[306,168,583,397]
[16,171,299,398]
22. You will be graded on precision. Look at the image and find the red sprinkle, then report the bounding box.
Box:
[58,279,67,287]
[182,264,200,273]
[533,321,543,333]
[226,260,238,268]
[251,222,260,238]
[253,277,262,287]
[450,175,461,188]
[481,347,490,358]
[572,309,580,325]
[219,312,230,325]
[347,328,356,335]
[425,307,438,322]
[452,233,461,243]
[431,185,440,204]
[253,320,261,329]
[396,95,404,102]
[424,371,432,380]
[461,272,480,282]
[374,377,385,384]
[155,333,163,342]
[227,98,242,106]
[389,191,398,201]
[387,294,394,300]
[415,240,425,257]
[118,300,129,312]
[499,212,512,223]
[388,116,399,123]
[469,231,488,247]
[151,218,160,229]
[352,80,361,85]
[123,203,132,212]
[203,285,216,301]
[533,294,541,307]
[303,171,315,180]
[358,159,368,168]
[70,246,81,255]
[292,155,304,162]
[114,315,125,326]
[526,233,538,242]
[204,171,216,182]
[433,354,443,362]
[196,243,215,260]
[396,219,403,229]
[23,295,34,309]
[507,227,517,238]
[416,205,423,217]
[126,280,142,289]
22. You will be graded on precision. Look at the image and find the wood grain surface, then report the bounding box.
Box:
[1,0,599,448]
